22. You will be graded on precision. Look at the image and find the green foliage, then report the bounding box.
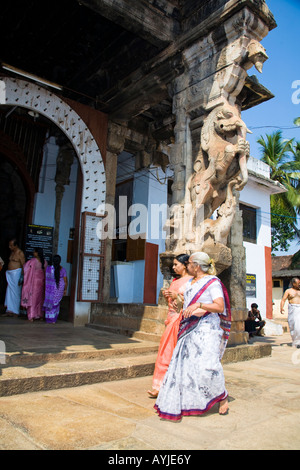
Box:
[270,196,297,252]
[257,130,300,253]
[291,249,300,268]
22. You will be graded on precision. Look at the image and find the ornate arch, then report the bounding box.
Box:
[0,76,106,213]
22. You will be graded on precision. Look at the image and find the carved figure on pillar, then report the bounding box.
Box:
[203,177,240,246]
[190,101,250,217]
[165,99,251,272]
[162,12,270,285]
[158,7,272,346]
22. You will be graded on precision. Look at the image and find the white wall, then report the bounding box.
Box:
[113,154,276,313]
[113,157,170,304]
[113,167,149,303]
[243,242,267,316]
[239,169,272,318]
[240,180,272,248]
[33,137,79,294]
[272,281,287,319]
[146,167,169,302]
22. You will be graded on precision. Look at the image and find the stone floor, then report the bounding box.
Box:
[0,315,299,451]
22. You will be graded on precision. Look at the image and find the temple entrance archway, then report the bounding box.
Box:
[0,76,107,324]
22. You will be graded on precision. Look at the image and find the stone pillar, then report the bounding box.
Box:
[160,7,271,344]
[170,94,192,206]
[53,183,65,254]
[102,121,125,301]
[53,143,75,254]
[220,191,248,345]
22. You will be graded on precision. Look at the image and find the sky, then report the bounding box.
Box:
[242,0,300,255]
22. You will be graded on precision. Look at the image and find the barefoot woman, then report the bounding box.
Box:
[154,252,231,419]
[148,254,191,398]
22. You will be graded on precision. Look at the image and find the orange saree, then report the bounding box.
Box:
[151,275,191,392]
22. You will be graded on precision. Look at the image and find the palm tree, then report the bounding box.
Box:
[285,141,300,210]
[257,130,300,251]
[294,117,300,127]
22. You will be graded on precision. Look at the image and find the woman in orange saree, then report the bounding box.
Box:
[148,254,191,398]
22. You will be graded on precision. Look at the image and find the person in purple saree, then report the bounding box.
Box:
[43,255,67,324]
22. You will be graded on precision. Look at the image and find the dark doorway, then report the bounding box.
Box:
[0,157,27,306]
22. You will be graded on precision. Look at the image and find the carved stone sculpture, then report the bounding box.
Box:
[159,9,271,347]
[195,101,250,213]
[203,177,239,246]
[165,99,250,268]
[161,13,270,278]
[242,39,269,73]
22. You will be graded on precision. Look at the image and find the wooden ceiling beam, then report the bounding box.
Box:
[78,0,180,48]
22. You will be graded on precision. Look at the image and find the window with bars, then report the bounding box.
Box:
[77,212,105,302]
[240,203,257,244]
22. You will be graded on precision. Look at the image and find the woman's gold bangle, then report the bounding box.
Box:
[199,302,202,309]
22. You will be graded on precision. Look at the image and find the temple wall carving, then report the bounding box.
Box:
[164,7,269,276]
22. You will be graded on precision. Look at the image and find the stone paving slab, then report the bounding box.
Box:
[0,317,156,356]
[0,317,272,398]
[0,333,299,450]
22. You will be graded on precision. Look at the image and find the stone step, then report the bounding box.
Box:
[0,316,272,398]
[86,322,162,343]
[90,303,167,337]
[4,341,159,367]
[0,336,271,397]
[0,350,158,397]
[0,318,161,397]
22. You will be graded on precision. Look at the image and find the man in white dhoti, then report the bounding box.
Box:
[280,277,300,347]
[4,238,25,316]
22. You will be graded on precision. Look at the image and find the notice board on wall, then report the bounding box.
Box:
[25,225,53,262]
[246,273,256,298]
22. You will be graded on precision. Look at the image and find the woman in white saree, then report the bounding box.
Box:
[154,252,231,421]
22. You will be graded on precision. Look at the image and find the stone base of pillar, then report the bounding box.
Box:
[228,329,249,346]
[228,307,249,346]
[88,302,271,363]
